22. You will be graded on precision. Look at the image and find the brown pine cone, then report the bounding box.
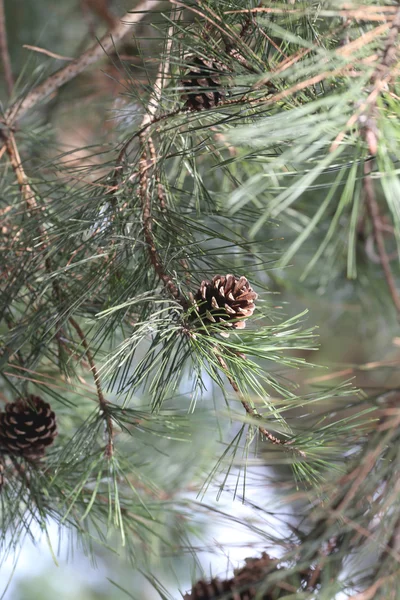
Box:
[183,578,233,600]
[192,274,257,331]
[184,553,301,599]
[182,57,225,111]
[0,396,57,459]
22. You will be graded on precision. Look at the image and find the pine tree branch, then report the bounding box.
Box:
[332,7,400,152]
[364,161,400,314]
[3,0,162,125]
[22,44,74,62]
[147,135,166,211]
[68,317,113,458]
[138,133,183,302]
[134,12,188,303]
[171,0,261,69]
[0,0,13,97]
[0,131,39,215]
[354,6,400,312]
[225,6,398,20]
[0,130,113,456]
[371,6,400,79]
[215,352,305,457]
[138,14,175,211]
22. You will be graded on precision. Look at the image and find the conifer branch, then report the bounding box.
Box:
[359,6,400,313]
[364,162,400,314]
[68,317,113,458]
[3,0,162,124]
[0,0,13,97]
[0,129,113,456]
[22,44,74,62]
[136,14,187,303]
[0,131,39,216]
[138,133,182,302]
[332,7,400,154]
[215,352,305,457]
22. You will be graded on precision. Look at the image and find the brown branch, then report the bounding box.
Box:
[330,7,400,313]
[225,6,398,20]
[215,353,305,456]
[68,317,113,457]
[138,133,182,302]
[1,131,39,214]
[0,0,13,96]
[4,0,162,125]
[360,9,400,313]
[364,161,400,314]
[133,11,189,303]
[22,44,74,62]
[332,8,400,152]
[147,136,166,211]
[110,12,176,191]
[371,6,400,80]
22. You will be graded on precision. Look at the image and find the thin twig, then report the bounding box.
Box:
[4,0,162,124]
[135,10,187,302]
[138,133,182,301]
[111,12,177,188]
[225,6,398,20]
[22,44,74,61]
[178,0,262,71]
[0,0,13,96]
[215,353,305,456]
[0,131,38,214]
[364,161,400,314]
[147,136,166,211]
[69,317,114,457]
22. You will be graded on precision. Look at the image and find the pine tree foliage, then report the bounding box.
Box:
[0,0,400,598]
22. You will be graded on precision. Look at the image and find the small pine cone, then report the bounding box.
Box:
[184,554,287,600]
[192,274,257,331]
[0,396,57,460]
[182,57,225,111]
[232,553,276,598]
[183,578,233,599]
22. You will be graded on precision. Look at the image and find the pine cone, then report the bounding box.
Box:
[182,57,225,111]
[184,553,301,599]
[0,396,57,459]
[184,578,233,600]
[192,274,257,331]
